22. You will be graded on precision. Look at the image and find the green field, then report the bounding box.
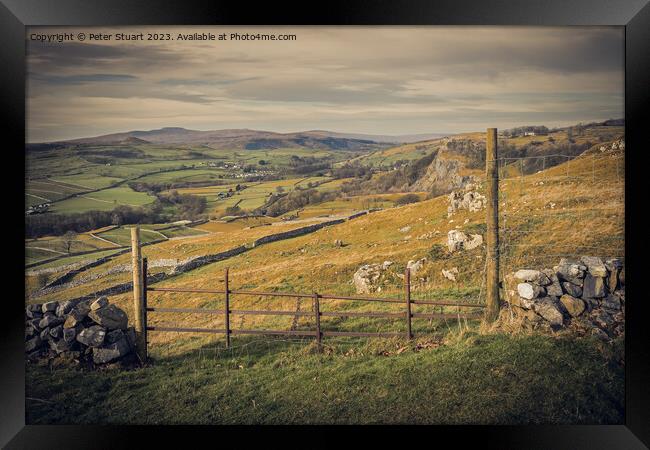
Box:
[50,187,156,213]
[95,226,166,246]
[157,225,208,238]
[28,248,125,270]
[25,332,624,424]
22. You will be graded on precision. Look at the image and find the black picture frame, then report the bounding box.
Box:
[2,0,648,448]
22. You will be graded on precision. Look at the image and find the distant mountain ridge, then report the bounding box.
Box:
[43,127,449,150]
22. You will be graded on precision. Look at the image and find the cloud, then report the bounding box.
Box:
[25,26,624,141]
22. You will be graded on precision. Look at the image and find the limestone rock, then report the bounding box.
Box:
[601,294,621,311]
[49,324,63,339]
[49,339,72,354]
[514,269,551,286]
[517,283,545,300]
[76,325,106,348]
[555,259,586,285]
[56,300,78,317]
[442,267,459,282]
[92,337,130,364]
[561,282,582,298]
[532,298,564,326]
[382,261,393,270]
[41,301,58,314]
[580,256,607,277]
[63,326,79,343]
[583,273,606,298]
[64,302,91,329]
[353,264,383,294]
[399,226,411,233]
[91,296,109,311]
[25,309,43,320]
[604,258,623,291]
[447,230,483,252]
[89,304,128,330]
[406,258,427,277]
[39,313,63,329]
[560,294,585,317]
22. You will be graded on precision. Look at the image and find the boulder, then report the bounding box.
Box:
[580,256,608,277]
[39,313,63,329]
[25,336,43,352]
[514,269,551,286]
[90,296,109,311]
[92,337,130,364]
[64,302,91,329]
[447,230,482,252]
[560,294,585,317]
[561,282,582,298]
[382,261,393,270]
[333,239,344,248]
[532,298,564,326]
[353,264,383,294]
[27,304,42,313]
[399,226,411,233]
[545,275,564,297]
[89,304,128,330]
[76,325,107,348]
[25,325,37,339]
[583,273,606,298]
[442,267,459,282]
[517,283,545,300]
[125,327,137,351]
[27,318,41,331]
[591,309,615,329]
[41,301,58,314]
[508,294,536,310]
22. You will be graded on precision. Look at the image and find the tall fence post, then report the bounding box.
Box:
[224,267,231,348]
[405,267,412,339]
[485,128,500,322]
[141,257,149,360]
[313,292,322,351]
[130,226,147,362]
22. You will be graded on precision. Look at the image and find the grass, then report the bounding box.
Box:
[25,332,624,424]
[50,186,156,213]
[95,226,166,246]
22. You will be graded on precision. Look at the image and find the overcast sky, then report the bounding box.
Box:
[26,26,624,142]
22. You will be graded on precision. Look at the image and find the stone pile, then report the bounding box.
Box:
[447,189,486,217]
[25,296,138,368]
[447,229,483,252]
[503,256,624,339]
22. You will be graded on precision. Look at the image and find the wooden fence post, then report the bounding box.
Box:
[313,292,322,351]
[142,257,148,360]
[485,128,500,322]
[224,267,231,348]
[130,227,147,362]
[405,267,412,339]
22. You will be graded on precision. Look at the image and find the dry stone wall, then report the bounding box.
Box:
[25,296,138,369]
[503,256,624,340]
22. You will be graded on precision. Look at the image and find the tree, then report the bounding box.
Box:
[62,230,78,254]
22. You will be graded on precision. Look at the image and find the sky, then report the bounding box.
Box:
[26,26,624,142]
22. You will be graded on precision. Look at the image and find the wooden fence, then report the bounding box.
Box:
[130,227,485,360]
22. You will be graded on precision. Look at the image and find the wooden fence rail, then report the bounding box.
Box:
[133,253,486,358]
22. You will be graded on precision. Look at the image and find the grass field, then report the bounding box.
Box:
[50,187,156,213]
[95,226,166,246]
[26,332,623,424]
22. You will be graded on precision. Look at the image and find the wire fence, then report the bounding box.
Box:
[493,150,625,276]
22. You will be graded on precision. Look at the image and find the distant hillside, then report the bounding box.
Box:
[46,128,399,152]
[306,130,449,144]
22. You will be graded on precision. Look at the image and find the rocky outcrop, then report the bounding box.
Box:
[411,152,476,195]
[353,264,385,294]
[447,190,486,217]
[503,256,625,339]
[25,296,137,369]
